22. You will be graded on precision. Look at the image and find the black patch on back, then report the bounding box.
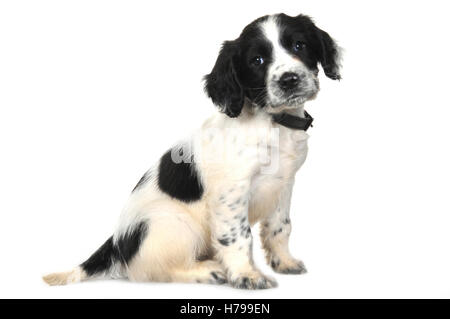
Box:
[157,148,204,203]
[81,221,149,276]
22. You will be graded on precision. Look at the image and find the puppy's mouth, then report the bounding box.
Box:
[286,93,308,103]
[271,91,316,108]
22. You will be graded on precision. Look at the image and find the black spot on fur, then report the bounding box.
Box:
[210,272,227,284]
[218,238,230,246]
[273,228,283,236]
[158,148,204,203]
[271,258,280,269]
[81,221,148,276]
[240,226,251,238]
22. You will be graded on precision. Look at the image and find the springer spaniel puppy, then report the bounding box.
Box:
[44,13,341,289]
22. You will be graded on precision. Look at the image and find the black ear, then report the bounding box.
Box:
[204,41,244,118]
[315,27,342,80]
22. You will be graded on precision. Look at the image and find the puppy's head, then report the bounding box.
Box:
[204,14,342,117]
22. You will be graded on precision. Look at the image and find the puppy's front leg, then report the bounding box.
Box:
[212,183,277,289]
[260,181,307,274]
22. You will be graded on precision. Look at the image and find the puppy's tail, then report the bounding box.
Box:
[42,266,87,286]
[43,236,119,286]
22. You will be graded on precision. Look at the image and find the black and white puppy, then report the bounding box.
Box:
[44,13,341,289]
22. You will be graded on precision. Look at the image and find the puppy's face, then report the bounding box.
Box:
[205,14,341,117]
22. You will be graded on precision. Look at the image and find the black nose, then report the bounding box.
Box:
[279,72,300,90]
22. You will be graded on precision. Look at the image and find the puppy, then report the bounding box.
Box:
[44,13,341,289]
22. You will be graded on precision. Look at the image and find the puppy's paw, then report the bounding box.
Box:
[201,260,227,285]
[210,271,227,285]
[230,271,277,289]
[271,257,307,275]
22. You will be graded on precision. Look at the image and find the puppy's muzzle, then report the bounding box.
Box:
[278,72,305,92]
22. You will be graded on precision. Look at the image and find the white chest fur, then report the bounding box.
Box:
[197,108,310,225]
[247,124,309,224]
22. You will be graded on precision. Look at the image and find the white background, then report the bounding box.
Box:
[1,0,449,299]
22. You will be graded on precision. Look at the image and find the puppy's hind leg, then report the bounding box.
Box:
[125,205,215,284]
[171,260,227,285]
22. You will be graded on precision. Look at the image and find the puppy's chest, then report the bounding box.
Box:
[247,129,309,222]
[257,127,310,175]
[251,132,308,192]
[279,128,309,157]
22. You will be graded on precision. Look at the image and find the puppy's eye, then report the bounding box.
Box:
[293,41,307,52]
[251,56,264,66]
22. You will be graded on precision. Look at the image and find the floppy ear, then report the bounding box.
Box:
[314,27,342,80]
[204,41,244,118]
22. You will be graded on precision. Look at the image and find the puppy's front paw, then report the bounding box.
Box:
[210,271,227,285]
[271,257,307,274]
[230,271,277,290]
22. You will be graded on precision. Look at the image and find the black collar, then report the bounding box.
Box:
[272,111,314,131]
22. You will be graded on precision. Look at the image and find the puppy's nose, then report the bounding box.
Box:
[279,72,300,90]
